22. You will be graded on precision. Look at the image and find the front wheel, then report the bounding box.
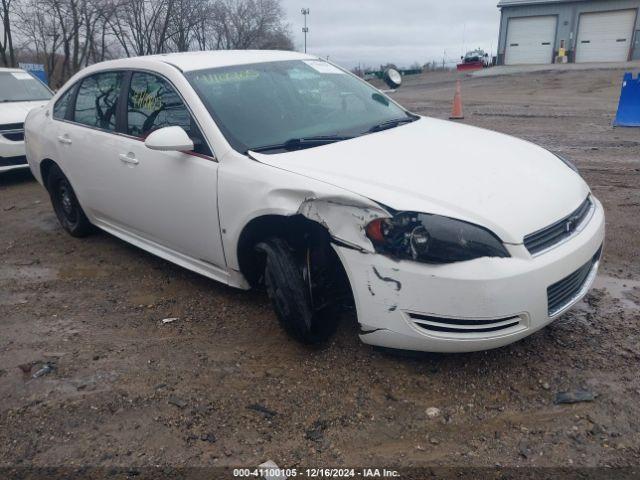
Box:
[256,237,341,345]
[46,164,92,237]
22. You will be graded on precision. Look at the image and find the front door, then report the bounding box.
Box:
[111,71,225,269]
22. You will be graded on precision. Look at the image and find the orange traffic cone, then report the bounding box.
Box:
[450,80,464,120]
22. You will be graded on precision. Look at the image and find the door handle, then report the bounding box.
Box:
[119,153,139,166]
[57,135,72,145]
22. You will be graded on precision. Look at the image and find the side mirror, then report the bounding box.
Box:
[144,126,194,152]
[383,68,402,89]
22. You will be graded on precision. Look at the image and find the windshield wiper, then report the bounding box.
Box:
[249,135,354,154]
[367,115,419,133]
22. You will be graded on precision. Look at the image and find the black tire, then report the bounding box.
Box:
[46,164,92,237]
[383,68,402,89]
[256,237,340,345]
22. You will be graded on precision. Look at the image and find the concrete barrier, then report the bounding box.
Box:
[613,73,640,127]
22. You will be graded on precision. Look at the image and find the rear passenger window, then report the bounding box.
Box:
[53,87,74,120]
[127,72,211,156]
[74,72,122,131]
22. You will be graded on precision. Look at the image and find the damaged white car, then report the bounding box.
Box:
[25,51,605,353]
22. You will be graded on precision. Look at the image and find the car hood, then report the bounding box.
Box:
[250,117,590,244]
[0,100,49,125]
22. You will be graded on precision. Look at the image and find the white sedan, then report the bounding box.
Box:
[0,67,52,172]
[25,51,605,353]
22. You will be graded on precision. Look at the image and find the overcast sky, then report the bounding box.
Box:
[280,0,501,69]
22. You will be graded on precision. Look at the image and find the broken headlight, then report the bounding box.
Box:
[365,213,510,264]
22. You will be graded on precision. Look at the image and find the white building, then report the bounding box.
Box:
[497,0,640,64]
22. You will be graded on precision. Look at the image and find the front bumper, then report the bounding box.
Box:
[0,134,28,172]
[334,197,605,353]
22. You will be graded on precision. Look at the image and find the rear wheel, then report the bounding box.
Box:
[256,237,343,345]
[46,164,92,237]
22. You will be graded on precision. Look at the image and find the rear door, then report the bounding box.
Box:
[54,71,125,219]
[505,16,557,65]
[109,71,225,268]
[575,10,636,63]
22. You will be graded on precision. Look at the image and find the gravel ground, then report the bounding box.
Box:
[1,67,639,474]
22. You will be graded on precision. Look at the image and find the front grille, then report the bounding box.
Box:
[2,131,24,141]
[0,123,25,142]
[409,313,523,336]
[524,197,593,255]
[0,122,24,130]
[0,155,28,167]
[547,246,602,316]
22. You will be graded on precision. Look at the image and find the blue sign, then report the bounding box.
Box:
[613,73,640,127]
[18,63,48,85]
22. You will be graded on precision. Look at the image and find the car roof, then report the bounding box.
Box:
[93,50,317,73]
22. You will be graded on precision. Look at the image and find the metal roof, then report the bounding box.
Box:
[498,0,587,6]
[89,50,315,73]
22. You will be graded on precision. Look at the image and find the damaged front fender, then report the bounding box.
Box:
[244,150,391,254]
[297,196,390,253]
[220,154,394,285]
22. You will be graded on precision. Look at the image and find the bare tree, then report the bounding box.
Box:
[109,0,292,55]
[166,0,205,52]
[15,0,62,81]
[8,0,294,85]
[193,0,213,50]
[1,0,17,66]
[15,0,121,85]
[85,0,119,64]
[109,0,176,56]
[256,27,293,50]
[205,0,293,51]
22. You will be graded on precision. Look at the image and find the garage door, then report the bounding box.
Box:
[505,16,557,65]
[576,10,636,63]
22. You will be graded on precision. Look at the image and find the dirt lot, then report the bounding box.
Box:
[1,67,640,474]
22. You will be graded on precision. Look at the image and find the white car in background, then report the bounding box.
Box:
[0,67,52,173]
[24,51,605,353]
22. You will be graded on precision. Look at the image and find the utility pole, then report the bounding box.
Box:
[462,23,467,58]
[301,8,310,53]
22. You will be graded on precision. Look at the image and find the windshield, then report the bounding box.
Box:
[186,60,413,153]
[0,71,52,102]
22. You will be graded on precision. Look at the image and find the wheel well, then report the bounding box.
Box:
[240,213,355,287]
[39,159,57,188]
[237,214,326,286]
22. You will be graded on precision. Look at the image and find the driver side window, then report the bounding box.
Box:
[127,72,212,156]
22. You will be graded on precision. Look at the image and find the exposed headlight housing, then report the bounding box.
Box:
[366,213,510,264]
[555,153,579,174]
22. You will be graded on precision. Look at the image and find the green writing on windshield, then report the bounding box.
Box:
[196,70,260,85]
